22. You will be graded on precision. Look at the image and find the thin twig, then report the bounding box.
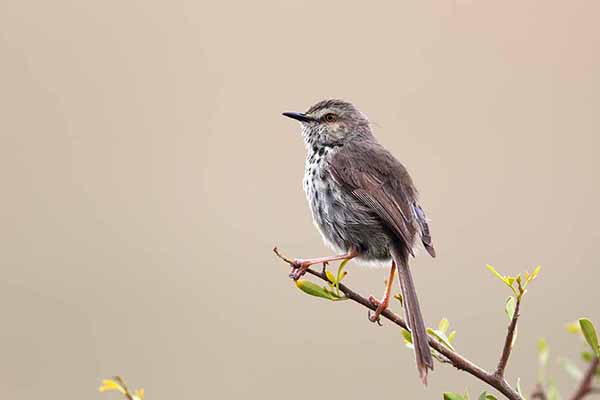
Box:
[495,297,521,378]
[569,357,599,400]
[274,248,523,400]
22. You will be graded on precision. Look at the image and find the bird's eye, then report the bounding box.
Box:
[324,113,337,122]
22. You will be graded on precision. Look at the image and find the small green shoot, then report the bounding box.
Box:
[486,265,541,301]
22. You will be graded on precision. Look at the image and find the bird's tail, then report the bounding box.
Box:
[391,243,434,385]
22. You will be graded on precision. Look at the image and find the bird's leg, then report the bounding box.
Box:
[368,261,397,324]
[273,247,358,281]
[288,248,358,280]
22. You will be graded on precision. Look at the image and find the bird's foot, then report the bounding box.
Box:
[273,246,356,281]
[288,260,311,281]
[367,295,388,326]
[272,248,311,280]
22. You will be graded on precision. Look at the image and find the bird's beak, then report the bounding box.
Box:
[282,112,314,123]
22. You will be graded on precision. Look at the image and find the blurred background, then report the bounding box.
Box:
[1,1,599,398]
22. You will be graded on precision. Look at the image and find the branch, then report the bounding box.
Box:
[275,251,524,400]
[495,297,521,378]
[569,357,599,400]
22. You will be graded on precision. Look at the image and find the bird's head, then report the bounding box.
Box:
[283,99,371,148]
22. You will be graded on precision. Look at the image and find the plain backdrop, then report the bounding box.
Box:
[1,1,599,399]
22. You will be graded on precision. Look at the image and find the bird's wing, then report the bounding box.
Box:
[328,145,419,257]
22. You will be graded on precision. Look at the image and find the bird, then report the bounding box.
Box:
[282,99,436,384]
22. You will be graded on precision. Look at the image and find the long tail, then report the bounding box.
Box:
[391,243,434,385]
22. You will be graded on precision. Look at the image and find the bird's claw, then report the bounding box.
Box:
[274,247,310,281]
[367,310,383,326]
[368,295,385,326]
[288,260,309,281]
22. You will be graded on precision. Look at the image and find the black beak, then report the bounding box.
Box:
[282,112,314,123]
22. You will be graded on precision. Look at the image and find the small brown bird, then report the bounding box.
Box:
[282,99,436,384]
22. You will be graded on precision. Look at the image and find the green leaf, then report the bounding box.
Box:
[295,280,346,301]
[337,259,349,282]
[478,392,498,400]
[560,358,583,381]
[579,318,600,357]
[506,276,516,287]
[532,265,541,279]
[325,270,336,284]
[427,328,455,351]
[448,330,457,343]
[485,264,504,281]
[524,265,541,287]
[486,265,521,297]
[443,393,465,400]
[401,328,414,350]
[401,328,412,344]
[394,293,403,308]
[505,297,516,321]
[439,318,450,334]
[333,260,349,295]
[486,265,512,288]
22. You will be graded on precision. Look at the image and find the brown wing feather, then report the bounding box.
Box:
[328,145,418,256]
[352,186,415,257]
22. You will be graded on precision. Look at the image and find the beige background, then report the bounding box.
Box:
[1,1,599,399]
